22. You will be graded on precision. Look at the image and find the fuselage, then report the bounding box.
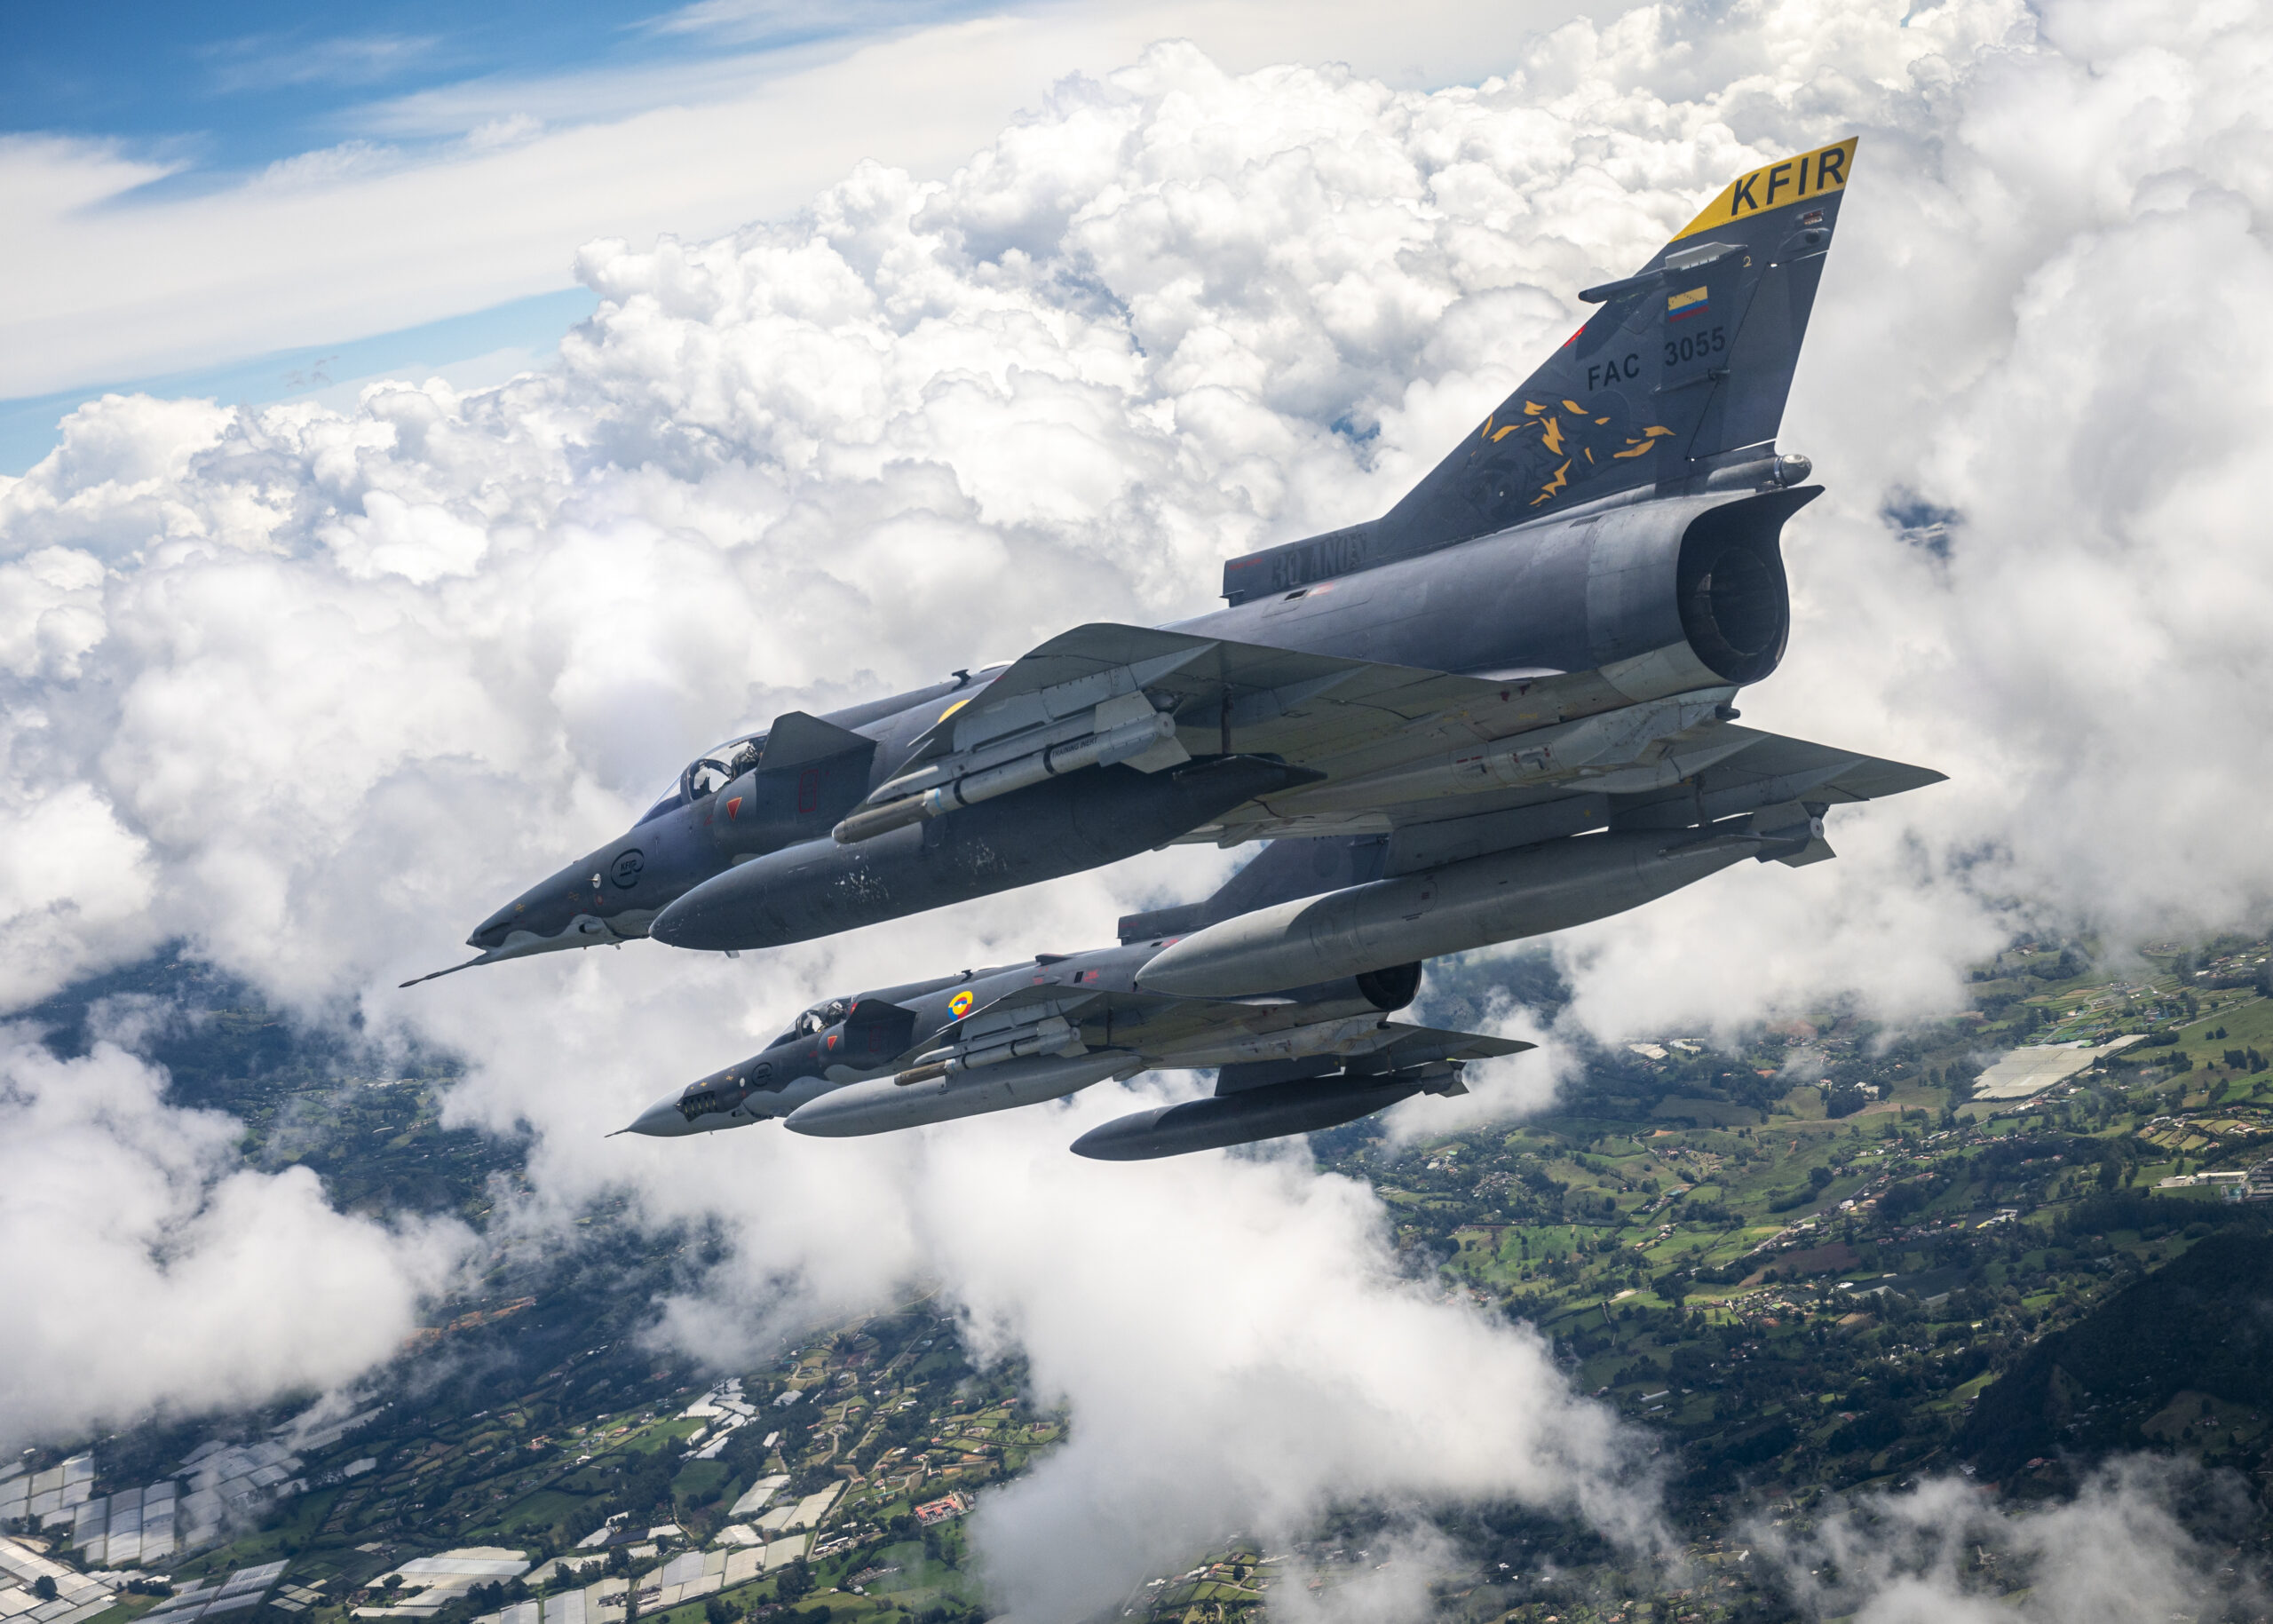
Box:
[619,943,1422,1137]
[468,471,1805,969]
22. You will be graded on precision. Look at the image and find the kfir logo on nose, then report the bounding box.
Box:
[611,850,645,889]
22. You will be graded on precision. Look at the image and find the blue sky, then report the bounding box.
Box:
[6,5,665,173]
[2,0,1574,475]
[1,3,980,178]
[0,0,999,471]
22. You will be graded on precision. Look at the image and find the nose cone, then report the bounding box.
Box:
[468,858,598,950]
[481,822,731,952]
[619,1090,701,1137]
[467,897,529,951]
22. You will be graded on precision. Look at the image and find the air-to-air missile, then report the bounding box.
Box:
[1067,1073,1460,1161]
[614,923,1525,1161]
[418,136,1944,989]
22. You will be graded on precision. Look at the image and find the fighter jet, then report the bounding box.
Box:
[615,933,1525,1161]
[421,136,1940,989]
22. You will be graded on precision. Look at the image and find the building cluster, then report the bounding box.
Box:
[354,1550,528,1621]
[139,1562,292,1624]
[0,1455,187,1594]
[459,1474,848,1624]
[677,1382,759,1464]
[718,1480,786,1523]
[484,1580,620,1624]
[911,1493,968,1528]
[178,1440,308,1540]
[4,1414,363,1577]
[1625,1040,1706,1063]
[0,1533,315,1624]
[734,1483,840,1545]
[62,1481,179,1569]
[638,1542,792,1611]
[0,1533,114,1624]
[1971,1035,2145,1103]
[2163,1159,2273,1200]
[0,1460,92,1532]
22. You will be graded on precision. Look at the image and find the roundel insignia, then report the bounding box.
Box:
[948,990,975,1019]
[610,850,645,888]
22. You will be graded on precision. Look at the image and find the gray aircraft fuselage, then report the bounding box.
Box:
[440,136,1866,978]
[617,941,1430,1142]
[458,475,1804,971]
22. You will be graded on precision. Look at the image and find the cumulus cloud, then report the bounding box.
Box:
[932,1106,1660,1615]
[440,1003,1661,1613]
[1264,1525,1467,1624]
[0,0,1611,400]
[570,1081,1661,1620]
[3,0,2271,1605]
[1382,988,1573,1143]
[0,1028,469,1454]
[1752,1459,2261,1623]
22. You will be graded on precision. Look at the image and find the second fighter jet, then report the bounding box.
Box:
[617,938,1524,1161]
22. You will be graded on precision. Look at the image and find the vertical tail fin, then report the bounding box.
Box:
[1387,138,1857,543]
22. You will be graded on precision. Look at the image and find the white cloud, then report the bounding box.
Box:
[934,1103,1659,1615]
[0,546,107,679]
[0,0,1620,400]
[204,32,444,93]
[2,0,2270,1605]
[0,780,160,1010]
[1382,989,1574,1143]
[249,141,408,194]
[532,1077,1660,1620]
[1263,1526,1467,1624]
[0,1030,468,1453]
[1754,1459,2260,1623]
[644,0,964,48]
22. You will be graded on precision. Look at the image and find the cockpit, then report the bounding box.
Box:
[637,732,767,826]
[769,996,852,1048]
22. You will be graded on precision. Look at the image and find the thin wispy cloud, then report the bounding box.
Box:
[644,0,981,47]
[337,36,864,140]
[202,31,447,94]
